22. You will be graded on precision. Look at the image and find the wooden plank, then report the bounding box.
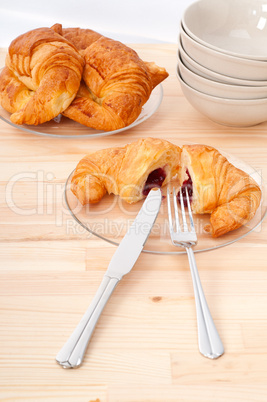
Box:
[1,386,106,402]
[108,385,267,402]
[171,352,267,385]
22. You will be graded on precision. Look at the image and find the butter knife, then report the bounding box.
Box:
[56,188,162,369]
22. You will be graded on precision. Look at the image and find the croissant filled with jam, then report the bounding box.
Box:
[71,138,261,238]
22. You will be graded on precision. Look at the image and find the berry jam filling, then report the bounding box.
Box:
[142,168,166,196]
[177,169,193,207]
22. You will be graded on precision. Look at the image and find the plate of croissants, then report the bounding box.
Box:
[0,24,168,138]
[64,137,266,254]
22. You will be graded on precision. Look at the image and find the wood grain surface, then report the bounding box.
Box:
[0,44,267,402]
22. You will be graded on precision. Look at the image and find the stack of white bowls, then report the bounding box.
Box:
[177,0,267,127]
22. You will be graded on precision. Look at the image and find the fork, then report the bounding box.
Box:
[167,186,224,359]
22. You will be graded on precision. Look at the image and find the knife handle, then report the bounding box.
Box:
[56,275,119,369]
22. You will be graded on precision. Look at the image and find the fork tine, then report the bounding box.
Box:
[173,187,180,233]
[179,187,189,232]
[185,187,195,232]
[167,188,174,234]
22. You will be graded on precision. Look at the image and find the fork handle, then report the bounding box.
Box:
[56,275,119,369]
[186,247,224,359]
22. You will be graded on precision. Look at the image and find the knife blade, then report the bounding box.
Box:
[56,188,162,368]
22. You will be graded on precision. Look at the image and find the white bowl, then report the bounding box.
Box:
[177,67,267,127]
[180,25,267,81]
[182,0,267,61]
[178,40,267,87]
[178,54,267,100]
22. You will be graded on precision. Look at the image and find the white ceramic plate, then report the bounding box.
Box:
[64,142,266,254]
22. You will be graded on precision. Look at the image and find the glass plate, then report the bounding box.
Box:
[64,145,267,254]
[0,84,163,138]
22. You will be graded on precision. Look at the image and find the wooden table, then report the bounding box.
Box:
[1,44,267,402]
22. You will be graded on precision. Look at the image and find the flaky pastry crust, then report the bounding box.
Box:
[0,26,84,125]
[0,24,168,129]
[53,25,169,131]
[71,139,261,238]
[180,144,261,237]
[71,137,181,204]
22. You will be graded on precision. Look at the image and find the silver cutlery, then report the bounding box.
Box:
[167,186,224,359]
[56,188,162,368]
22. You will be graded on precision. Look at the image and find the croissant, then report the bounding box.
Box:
[179,144,261,237]
[71,139,261,237]
[71,137,181,204]
[0,67,32,114]
[52,25,169,131]
[0,27,84,125]
[56,25,102,50]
